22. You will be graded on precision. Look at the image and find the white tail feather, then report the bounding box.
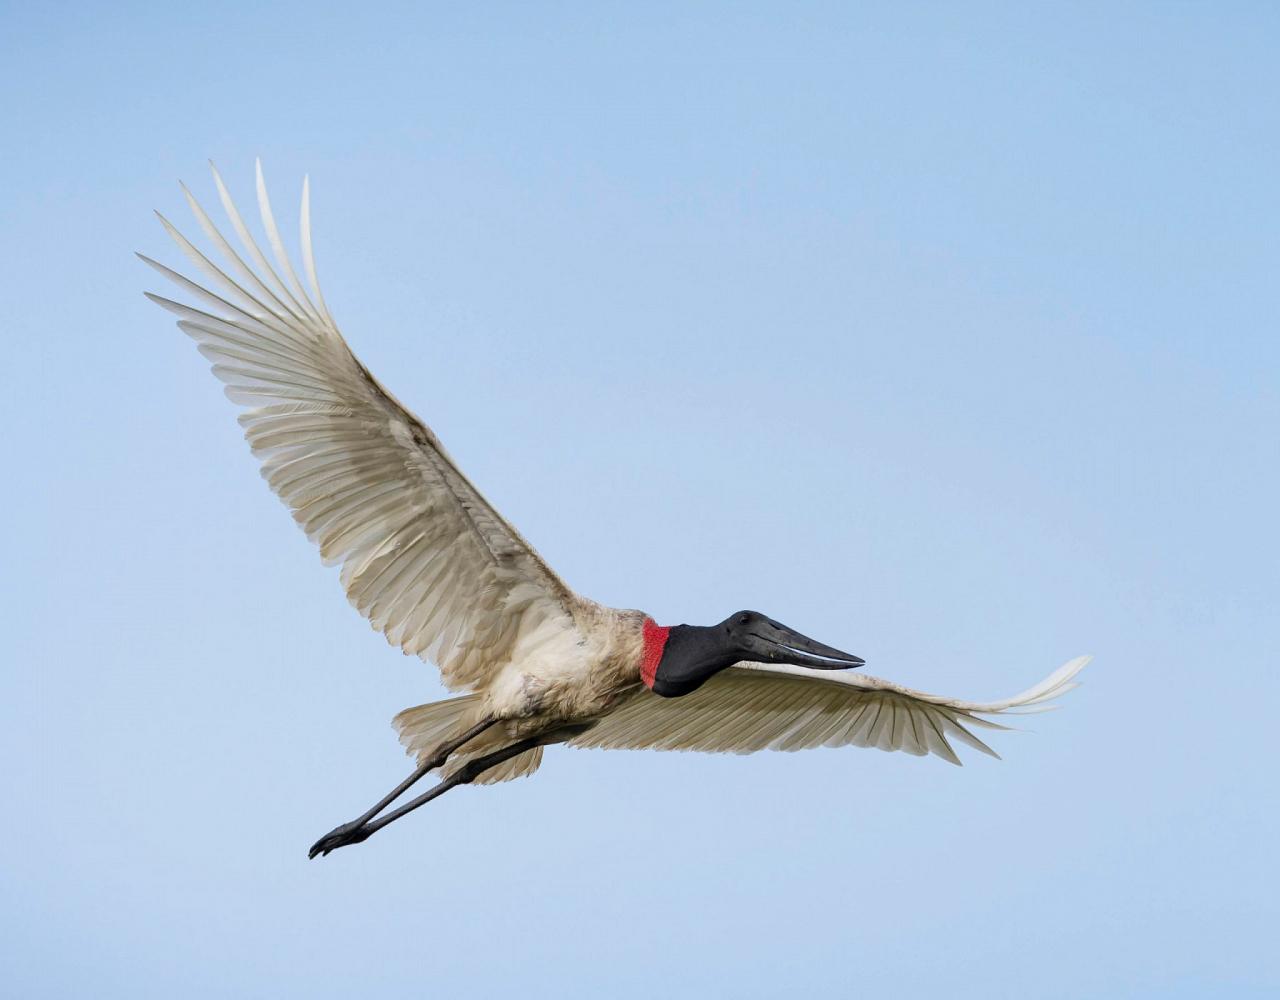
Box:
[392,697,544,784]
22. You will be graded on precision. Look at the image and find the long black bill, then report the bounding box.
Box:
[748,619,865,670]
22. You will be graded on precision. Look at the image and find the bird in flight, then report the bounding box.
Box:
[143,162,1091,858]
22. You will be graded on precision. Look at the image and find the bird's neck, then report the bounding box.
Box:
[639,618,671,688]
[640,619,740,698]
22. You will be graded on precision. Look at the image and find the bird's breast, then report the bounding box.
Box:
[482,606,648,722]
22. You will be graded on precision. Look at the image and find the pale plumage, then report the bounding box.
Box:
[143,162,578,696]
[569,656,1090,764]
[144,163,1091,855]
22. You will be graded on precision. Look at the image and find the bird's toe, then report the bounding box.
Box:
[308,820,371,859]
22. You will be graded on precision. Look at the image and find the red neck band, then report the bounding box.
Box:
[640,618,671,689]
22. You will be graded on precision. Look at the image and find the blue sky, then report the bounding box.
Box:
[2,3,1277,996]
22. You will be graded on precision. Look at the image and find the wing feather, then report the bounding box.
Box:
[145,163,580,689]
[570,656,1091,764]
[211,162,314,323]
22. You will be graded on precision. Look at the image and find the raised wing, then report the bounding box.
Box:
[570,656,1091,764]
[143,161,579,690]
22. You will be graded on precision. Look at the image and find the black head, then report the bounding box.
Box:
[648,610,864,698]
[720,610,865,670]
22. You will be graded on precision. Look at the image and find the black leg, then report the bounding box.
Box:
[312,735,545,857]
[307,717,498,859]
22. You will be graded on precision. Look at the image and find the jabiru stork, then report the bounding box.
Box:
[141,162,1091,858]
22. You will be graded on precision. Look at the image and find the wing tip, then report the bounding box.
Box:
[1002,653,1094,709]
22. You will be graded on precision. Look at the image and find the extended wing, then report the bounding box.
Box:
[144,162,579,691]
[570,656,1091,764]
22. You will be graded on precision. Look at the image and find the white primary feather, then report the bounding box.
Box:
[570,656,1092,765]
[144,161,580,692]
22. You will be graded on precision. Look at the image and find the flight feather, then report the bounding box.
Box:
[569,656,1092,765]
[144,162,578,691]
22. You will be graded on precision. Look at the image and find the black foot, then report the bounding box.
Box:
[308,819,372,859]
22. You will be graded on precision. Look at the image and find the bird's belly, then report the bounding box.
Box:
[486,665,636,722]
[480,606,643,727]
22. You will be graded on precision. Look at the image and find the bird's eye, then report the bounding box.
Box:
[739,614,751,625]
